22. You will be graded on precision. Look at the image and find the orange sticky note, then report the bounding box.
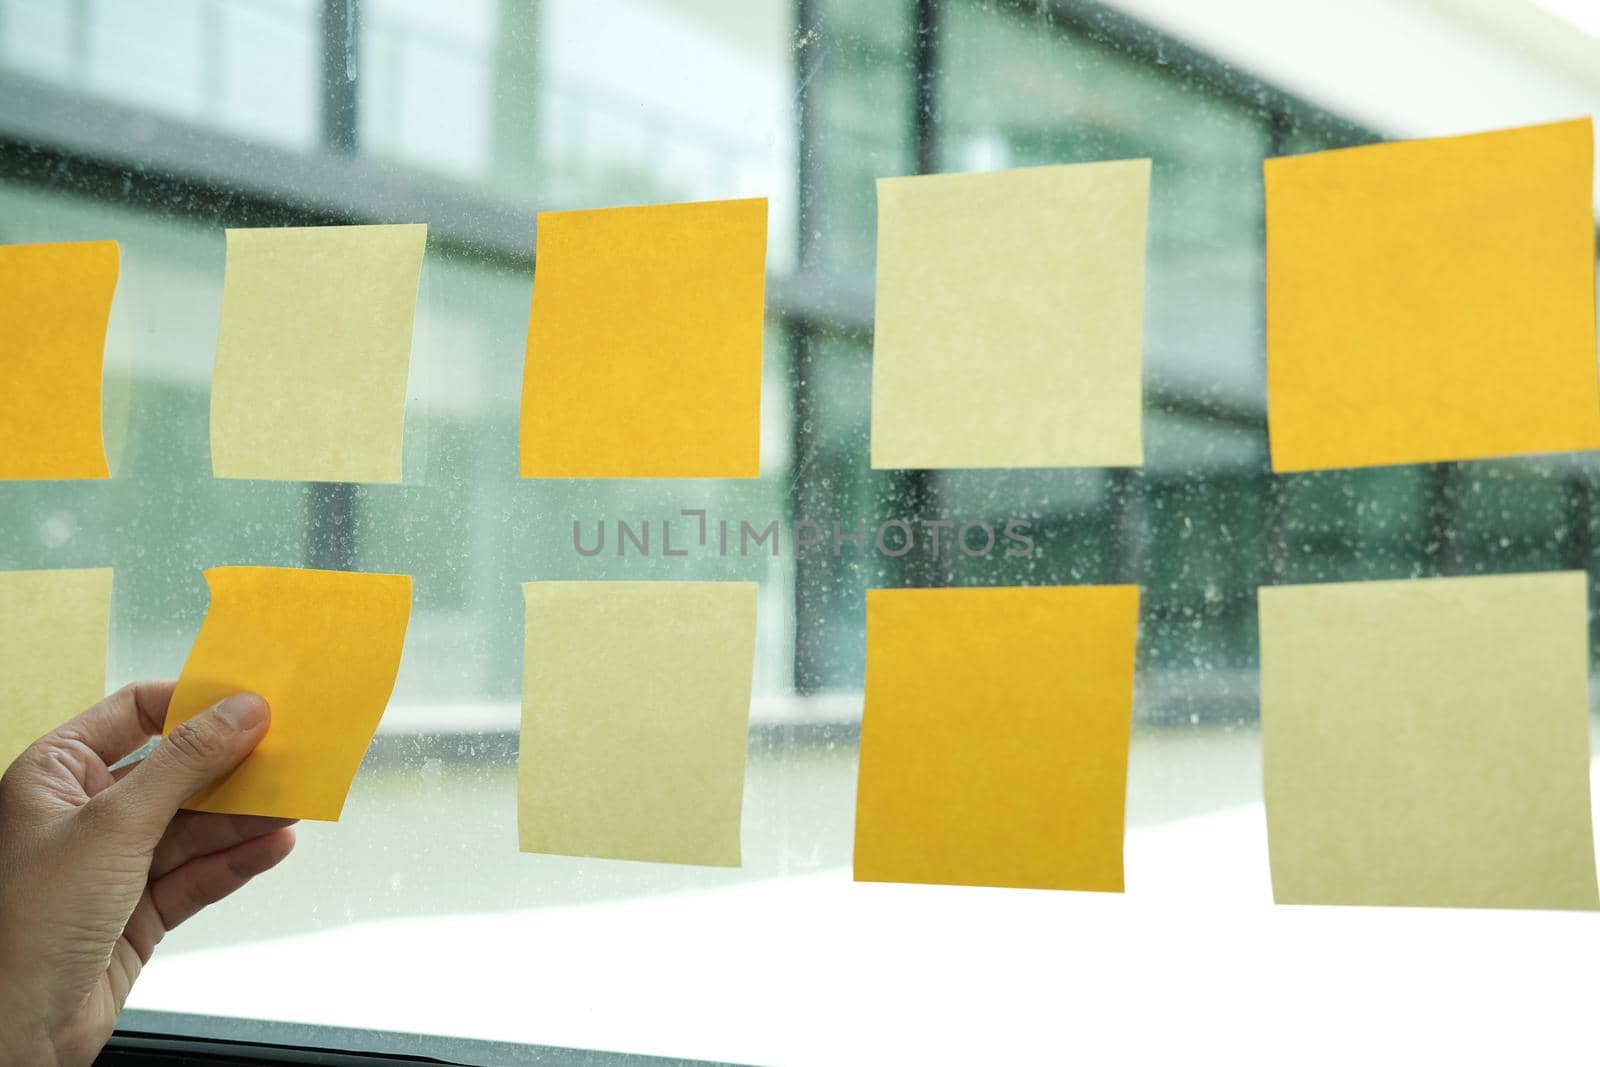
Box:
[853,585,1140,892]
[0,240,118,479]
[164,566,412,821]
[1265,118,1600,472]
[520,198,766,478]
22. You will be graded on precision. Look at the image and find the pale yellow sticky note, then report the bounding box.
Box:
[1265,118,1600,472]
[853,585,1140,891]
[165,566,412,820]
[870,161,1149,470]
[520,198,766,478]
[1260,572,1599,909]
[0,241,118,479]
[519,581,757,865]
[211,224,426,483]
[0,568,112,771]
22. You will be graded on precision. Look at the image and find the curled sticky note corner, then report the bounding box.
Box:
[165,566,413,821]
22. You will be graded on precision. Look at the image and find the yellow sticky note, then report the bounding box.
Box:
[0,568,112,771]
[519,581,756,865]
[853,585,1140,891]
[211,224,427,483]
[870,161,1150,470]
[165,566,412,820]
[1260,572,1599,910]
[0,241,118,480]
[1265,118,1600,472]
[520,198,766,478]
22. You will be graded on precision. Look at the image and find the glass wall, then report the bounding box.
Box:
[1,0,1596,1061]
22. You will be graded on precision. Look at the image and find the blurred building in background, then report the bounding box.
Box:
[5,0,1598,726]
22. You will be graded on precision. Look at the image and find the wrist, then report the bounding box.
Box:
[0,935,55,1067]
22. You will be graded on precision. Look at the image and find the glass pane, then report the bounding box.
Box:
[2,1,1597,1062]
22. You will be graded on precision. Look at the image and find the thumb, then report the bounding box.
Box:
[105,693,270,842]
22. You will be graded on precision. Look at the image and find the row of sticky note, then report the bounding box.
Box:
[877,115,1600,474]
[0,197,768,483]
[5,118,1594,482]
[4,566,1595,910]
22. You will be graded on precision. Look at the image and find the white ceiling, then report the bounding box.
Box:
[1108,0,1600,142]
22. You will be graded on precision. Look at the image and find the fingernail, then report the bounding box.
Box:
[215,692,268,731]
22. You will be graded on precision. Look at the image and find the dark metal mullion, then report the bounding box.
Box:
[321,0,361,154]
[1423,463,1457,576]
[794,0,823,273]
[912,0,940,177]
[893,0,942,589]
[788,326,833,693]
[306,0,363,572]
[790,0,829,692]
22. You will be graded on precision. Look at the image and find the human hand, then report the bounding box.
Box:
[0,682,295,1066]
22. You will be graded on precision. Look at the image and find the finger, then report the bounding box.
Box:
[106,931,148,1021]
[120,887,168,966]
[149,826,295,930]
[151,811,296,879]
[52,681,177,767]
[97,693,270,844]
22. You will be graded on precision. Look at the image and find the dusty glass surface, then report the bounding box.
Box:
[2,1,1599,1063]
